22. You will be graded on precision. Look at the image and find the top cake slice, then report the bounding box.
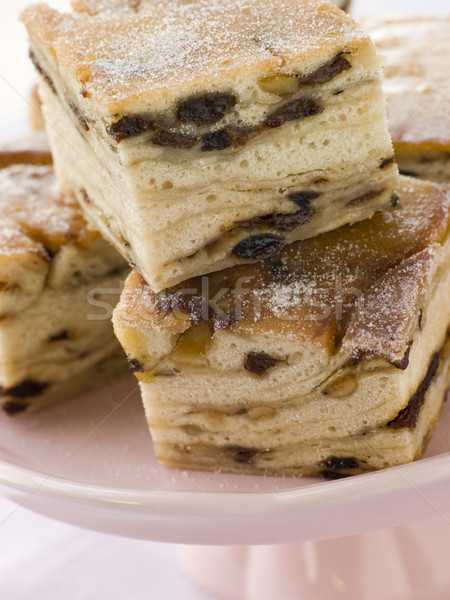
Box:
[23,0,398,291]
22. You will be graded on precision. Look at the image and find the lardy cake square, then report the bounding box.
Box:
[23,0,398,290]
[113,177,450,477]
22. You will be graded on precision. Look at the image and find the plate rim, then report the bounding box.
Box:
[0,448,449,517]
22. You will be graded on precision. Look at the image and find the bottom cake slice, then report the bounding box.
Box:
[114,177,450,477]
[0,139,129,414]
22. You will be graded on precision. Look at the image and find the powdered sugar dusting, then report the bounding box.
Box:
[23,0,367,112]
[363,16,450,147]
[0,165,98,254]
[342,246,439,361]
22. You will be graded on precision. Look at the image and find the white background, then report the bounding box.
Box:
[0,1,449,599]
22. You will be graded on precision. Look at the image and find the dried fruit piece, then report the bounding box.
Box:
[201,129,232,151]
[177,92,237,125]
[29,50,56,94]
[380,157,395,169]
[323,375,358,398]
[264,98,323,128]
[232,234,284,259]
[49,330,69,341]
[68,100,89,131]
[237,204,315,232]
[324,456,359,470]
[301,52,352,85]
[388,351,440,428]
[288,190,321,208]
[128,358,143,373]
[346,188,384,206]
[227,445,259,464]
[152,129,197,148]
[2,401,28,415]
[321,470,350,480]
[107,115,154,141]
[201,125,258,151]
[5,380,48,398]
[258,74,298,95]
[244,351,278,375]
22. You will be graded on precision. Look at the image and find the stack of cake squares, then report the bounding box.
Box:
[22,0,450,478]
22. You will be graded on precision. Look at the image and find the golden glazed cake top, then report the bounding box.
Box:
[363,15,450,150]
[0,165,99,257]
[22,0,373,114]
[115,177,450,366]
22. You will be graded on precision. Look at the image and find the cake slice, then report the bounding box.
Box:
[113,177,450,477]
[0,131,52,169]
[23,0,398,291]
[364,15,450,182]
[0,144,129,414]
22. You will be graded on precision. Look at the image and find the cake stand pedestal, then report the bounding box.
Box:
[179,513,450,600]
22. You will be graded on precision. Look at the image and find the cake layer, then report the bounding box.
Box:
[113,177,450,476]
[363,15,450,182]
[146,337,450,476]
[0,157,129,414]
[23,0,397,290]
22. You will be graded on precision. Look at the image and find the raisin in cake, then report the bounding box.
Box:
[113,177,450,477]
[0,145,129,414]
[23,0,397,291]
[364,15,450,182]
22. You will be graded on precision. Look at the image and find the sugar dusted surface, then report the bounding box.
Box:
[23,0,371,113]
[342,246,439,362]
[0,165,98,255]
[117,177,450,362]
[363,15,450,149]
[116,271,191,334]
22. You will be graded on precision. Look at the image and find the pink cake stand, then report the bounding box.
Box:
[0,376,449,599]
